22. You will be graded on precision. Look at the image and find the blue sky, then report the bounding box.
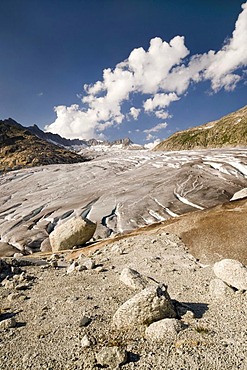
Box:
[0,0,246,144]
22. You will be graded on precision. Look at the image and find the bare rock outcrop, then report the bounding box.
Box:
[49,217,96,252]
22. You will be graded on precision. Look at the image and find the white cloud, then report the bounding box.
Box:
[144,139,161,149]
[143,93,179,112]
[129,107,141,120]
[144,122,168,134]
[203,2,247,91]
[45,2,247,140]
[44,105,99,140]
[155,110,170,119]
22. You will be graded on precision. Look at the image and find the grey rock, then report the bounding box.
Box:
[67,261,77,274]
[0,317,16,330]
[49,216,96,252]
[96,346,127,368]
[80,334,91,348]
[78,256,95,270]
[209,278,235,298]
[145,318,182,341]
[213,259,247,290]
[112,284,176,330]
[120,267,147,290]
[79,315,91,327]
[40,238,52,252]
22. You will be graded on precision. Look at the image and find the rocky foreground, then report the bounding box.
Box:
[1,231,247,370]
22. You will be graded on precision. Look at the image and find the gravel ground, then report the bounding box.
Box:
[1,232,247,370]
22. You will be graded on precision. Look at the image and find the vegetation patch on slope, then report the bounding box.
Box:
[154,105,247,151]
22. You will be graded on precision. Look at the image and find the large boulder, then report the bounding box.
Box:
[49,217,96,252]
[213,259,247,291]
[112,284,176,330]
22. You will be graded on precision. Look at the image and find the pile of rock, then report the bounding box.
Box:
[0,258,36,332]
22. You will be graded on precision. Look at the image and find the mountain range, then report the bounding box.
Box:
[27,124,134,148]
[1,105,247,172]
[154,105,247,151]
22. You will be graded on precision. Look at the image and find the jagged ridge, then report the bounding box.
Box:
[28,124,133,148]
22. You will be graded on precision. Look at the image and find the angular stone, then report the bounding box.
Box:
[40,238,52,252]
[0,317,16,330]
[209,278,235,298]
[81,334,91,348]
[112,284,176,330]
[96,346,127,368]
[67,261,77,274]
[77,256,95,270]
[79,315,91,327]
[49,217,96,252]
[145,318,182,341]
[213,259,247,290]
[120,267,147,290]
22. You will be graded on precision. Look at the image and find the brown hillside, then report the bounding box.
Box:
[0,119,87,172]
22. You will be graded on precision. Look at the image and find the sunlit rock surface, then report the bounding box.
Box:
[0,148,246,254]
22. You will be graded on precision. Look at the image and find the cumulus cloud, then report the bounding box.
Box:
[144,139,161,149]
[129,107,141,120]
[144,122,168,134]
[203,2,247,91]
[45,2,247,140]
[143,93,180,112]
[44,105,98,140]
[155,110,170,119]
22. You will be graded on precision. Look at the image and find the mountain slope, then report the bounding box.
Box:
[0,119,87,172]
[153,105,247,151]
